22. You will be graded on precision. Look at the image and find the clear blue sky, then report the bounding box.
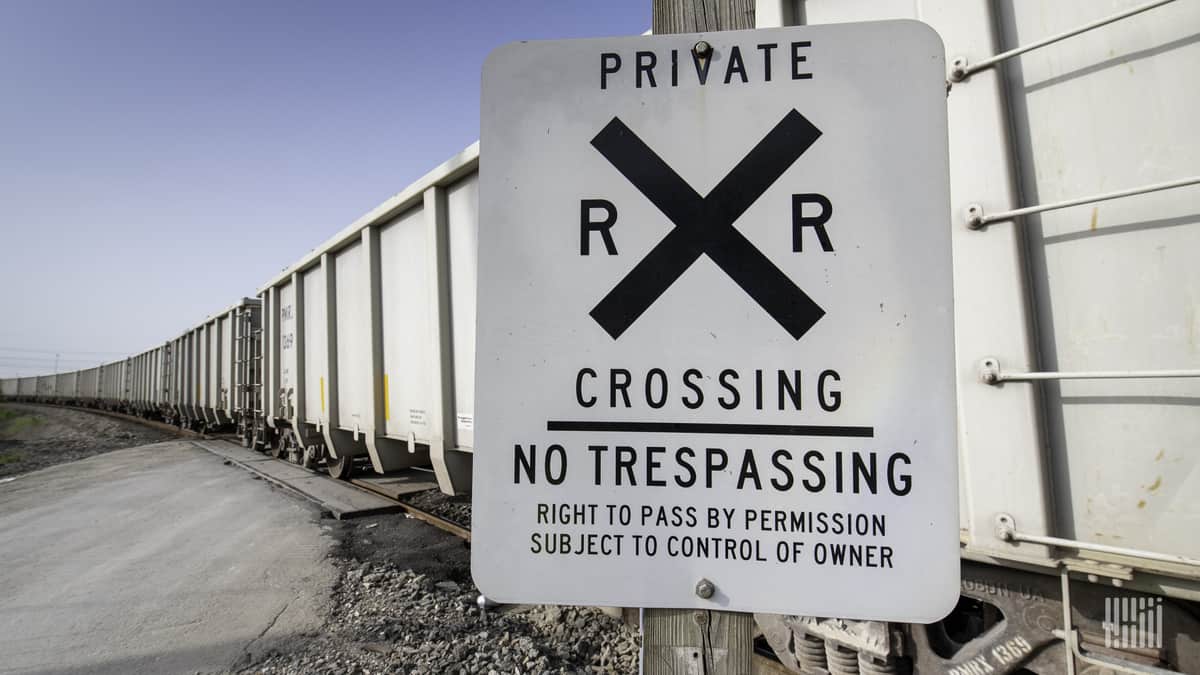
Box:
[0,0,646,377]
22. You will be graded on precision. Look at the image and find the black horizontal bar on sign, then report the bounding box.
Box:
[546,420,874,438]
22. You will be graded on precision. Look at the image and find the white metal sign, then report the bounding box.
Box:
[474,20,957,621]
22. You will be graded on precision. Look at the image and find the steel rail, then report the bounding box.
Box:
[949,0,1179,82]
[348,479,472,541]
[4,401,204,437]
[190,438,472,536]
[966,176,1200,228]
[397,500,472,541]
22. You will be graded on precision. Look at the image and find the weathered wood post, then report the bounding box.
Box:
[642,3,757,673]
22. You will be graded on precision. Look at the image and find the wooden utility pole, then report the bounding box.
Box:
[642,2,757,674]
[652,0,755,34]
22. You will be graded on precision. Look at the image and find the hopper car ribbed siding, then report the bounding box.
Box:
[0,1,1197,671]
[0,300,262,435]
[254,145,478,490]
[752,0,1200,673]
[154,298,262,433]
[35,374,55,402]
[76,366,100,407]
[16,377,36,401]
[53,370,77,404]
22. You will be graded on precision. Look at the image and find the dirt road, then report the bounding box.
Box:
[0,441,336,675]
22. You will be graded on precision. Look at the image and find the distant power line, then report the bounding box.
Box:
[0,346,128,356]
[0,354,116,362]
[0,357,109,365]
[0,352,114,361]
[0,347,126,377]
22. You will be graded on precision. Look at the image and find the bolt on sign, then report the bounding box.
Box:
[474,20,958,621]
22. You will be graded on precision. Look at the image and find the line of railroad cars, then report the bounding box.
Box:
[251,145,479,493]
[2,1,1198,672]
[0,299,261,429]
[0,148,479,496]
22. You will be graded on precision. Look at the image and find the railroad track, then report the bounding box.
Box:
[350,477,472,541]
[351,467,792,674]
[196,437,473,539]
[186,438,796,672]
[8,402,207,438]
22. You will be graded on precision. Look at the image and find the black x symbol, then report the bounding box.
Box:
[589,110,826,340]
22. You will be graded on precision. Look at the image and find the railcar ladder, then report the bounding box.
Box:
[161,342,172,420]
[235,307,264,442]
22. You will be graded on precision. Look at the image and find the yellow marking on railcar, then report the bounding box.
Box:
[320,376,325,412]
[383,374,391,421]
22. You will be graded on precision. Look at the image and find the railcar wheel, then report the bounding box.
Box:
[327,452,354,480]
[301,445,319,470]
[270,434,287,459]
[281,431,304,465]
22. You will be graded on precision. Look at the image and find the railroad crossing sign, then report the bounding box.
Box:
[588,110,826,340]
[474,20,958,621]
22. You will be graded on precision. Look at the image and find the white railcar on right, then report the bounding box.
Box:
[757,1,1200,673]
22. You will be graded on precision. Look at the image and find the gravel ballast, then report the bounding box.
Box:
[235,514,640,674]
[402,488,472,528]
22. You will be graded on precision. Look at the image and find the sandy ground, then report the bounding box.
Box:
[0,403,174,478]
